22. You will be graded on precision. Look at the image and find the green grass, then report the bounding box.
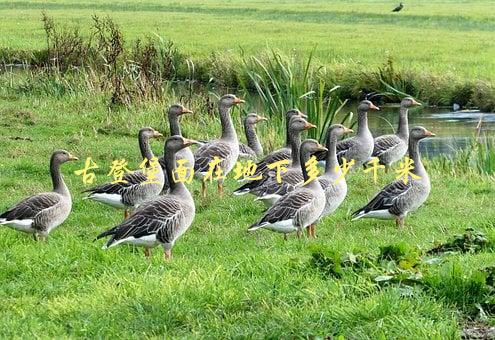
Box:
[0,0,494,81]
[1,81,495,337]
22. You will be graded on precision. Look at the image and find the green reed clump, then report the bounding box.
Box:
[430,135,495,176]
[238,49,351,141]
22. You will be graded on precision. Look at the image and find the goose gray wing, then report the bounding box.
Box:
[372,135,402,157]
[352,179,412,216]
[233,148,291,194]
[97,196,185,246]
[318,177,331,190]
[83,171,148,195]
[336,137,356,163]
[253,191,315,226]
[0,192,61,221]
[253,169,303,197]
[194,140,235,173]
[239,143,256,159]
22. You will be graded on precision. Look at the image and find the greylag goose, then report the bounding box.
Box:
[194,94,244,198]
[248,139,327,239]
[238,113,267,159]
[233,109,307,195]
[314,100,379,170]
[158,104,194,193]
[96,136,198,259]
[352,126,435,227]
[314,124,354,237]
[83,127,164,219]
[236,115,316,207]
[371,97,421,171]
[0,150,78,240]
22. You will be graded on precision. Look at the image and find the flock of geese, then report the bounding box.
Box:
[0,94,434,259]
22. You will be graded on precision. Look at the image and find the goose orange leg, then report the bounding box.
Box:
[124,210,129,220]
[144,248,152,258]
[164,249,172,260]
[395,217,404,228]
[201,181,206,199]
[217,180,224,198]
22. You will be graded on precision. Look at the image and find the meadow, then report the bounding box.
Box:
[1,0,495,338]
[0,0,494,80]
[1,74,495,337]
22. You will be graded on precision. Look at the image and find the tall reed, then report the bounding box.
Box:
[239,49,351,141]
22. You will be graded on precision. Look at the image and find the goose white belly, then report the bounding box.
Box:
[87,193,127,209]
[0,219,35,233]
[353,209,396,220]
[105,234,159,249]
[260,219,297,234]
[255,194,281,207]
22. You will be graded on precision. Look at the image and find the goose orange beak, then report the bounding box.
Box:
[153,131,164,138]
[184,138,199,146]
[425,130,436,137]
[369,103,380,111]
[181,108,193,114]
[411,98,422,106]
[344,127,354,134]
[234,97,245,104]
[317,144,328,152]
[256,115,268,122]
[304,122,317,130]
[68,153,79,161]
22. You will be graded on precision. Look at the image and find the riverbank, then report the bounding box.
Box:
[1,7,495,111]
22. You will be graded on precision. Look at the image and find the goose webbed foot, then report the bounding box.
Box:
[34,233,47,242]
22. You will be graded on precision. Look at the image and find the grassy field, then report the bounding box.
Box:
[0,0,494,81]
[1,80,495,337]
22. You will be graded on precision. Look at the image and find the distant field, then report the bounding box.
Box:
[0,0,494,80]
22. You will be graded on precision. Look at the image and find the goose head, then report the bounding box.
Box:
[410,126,435,141]
[51,150,78,164]
[300,139,328,156]
[288,115,316,133]
[165,135,199,153]
[358,100,380,112]
[168,104,193,118]
[245,112,268,126]
[401,97,421,108]
[286,108,307,119]
[327,124,353,140]
[139,127,163,140]
[220,94,245,109]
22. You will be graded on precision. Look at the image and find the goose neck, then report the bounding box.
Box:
[325,132,340,174]
[169,113,182,136]
[245,122,263,156]
[357,110,370,137]
[51,159,69,196]
[397,107,409,140]
[220,105,237,141]
[408,138,426,177]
